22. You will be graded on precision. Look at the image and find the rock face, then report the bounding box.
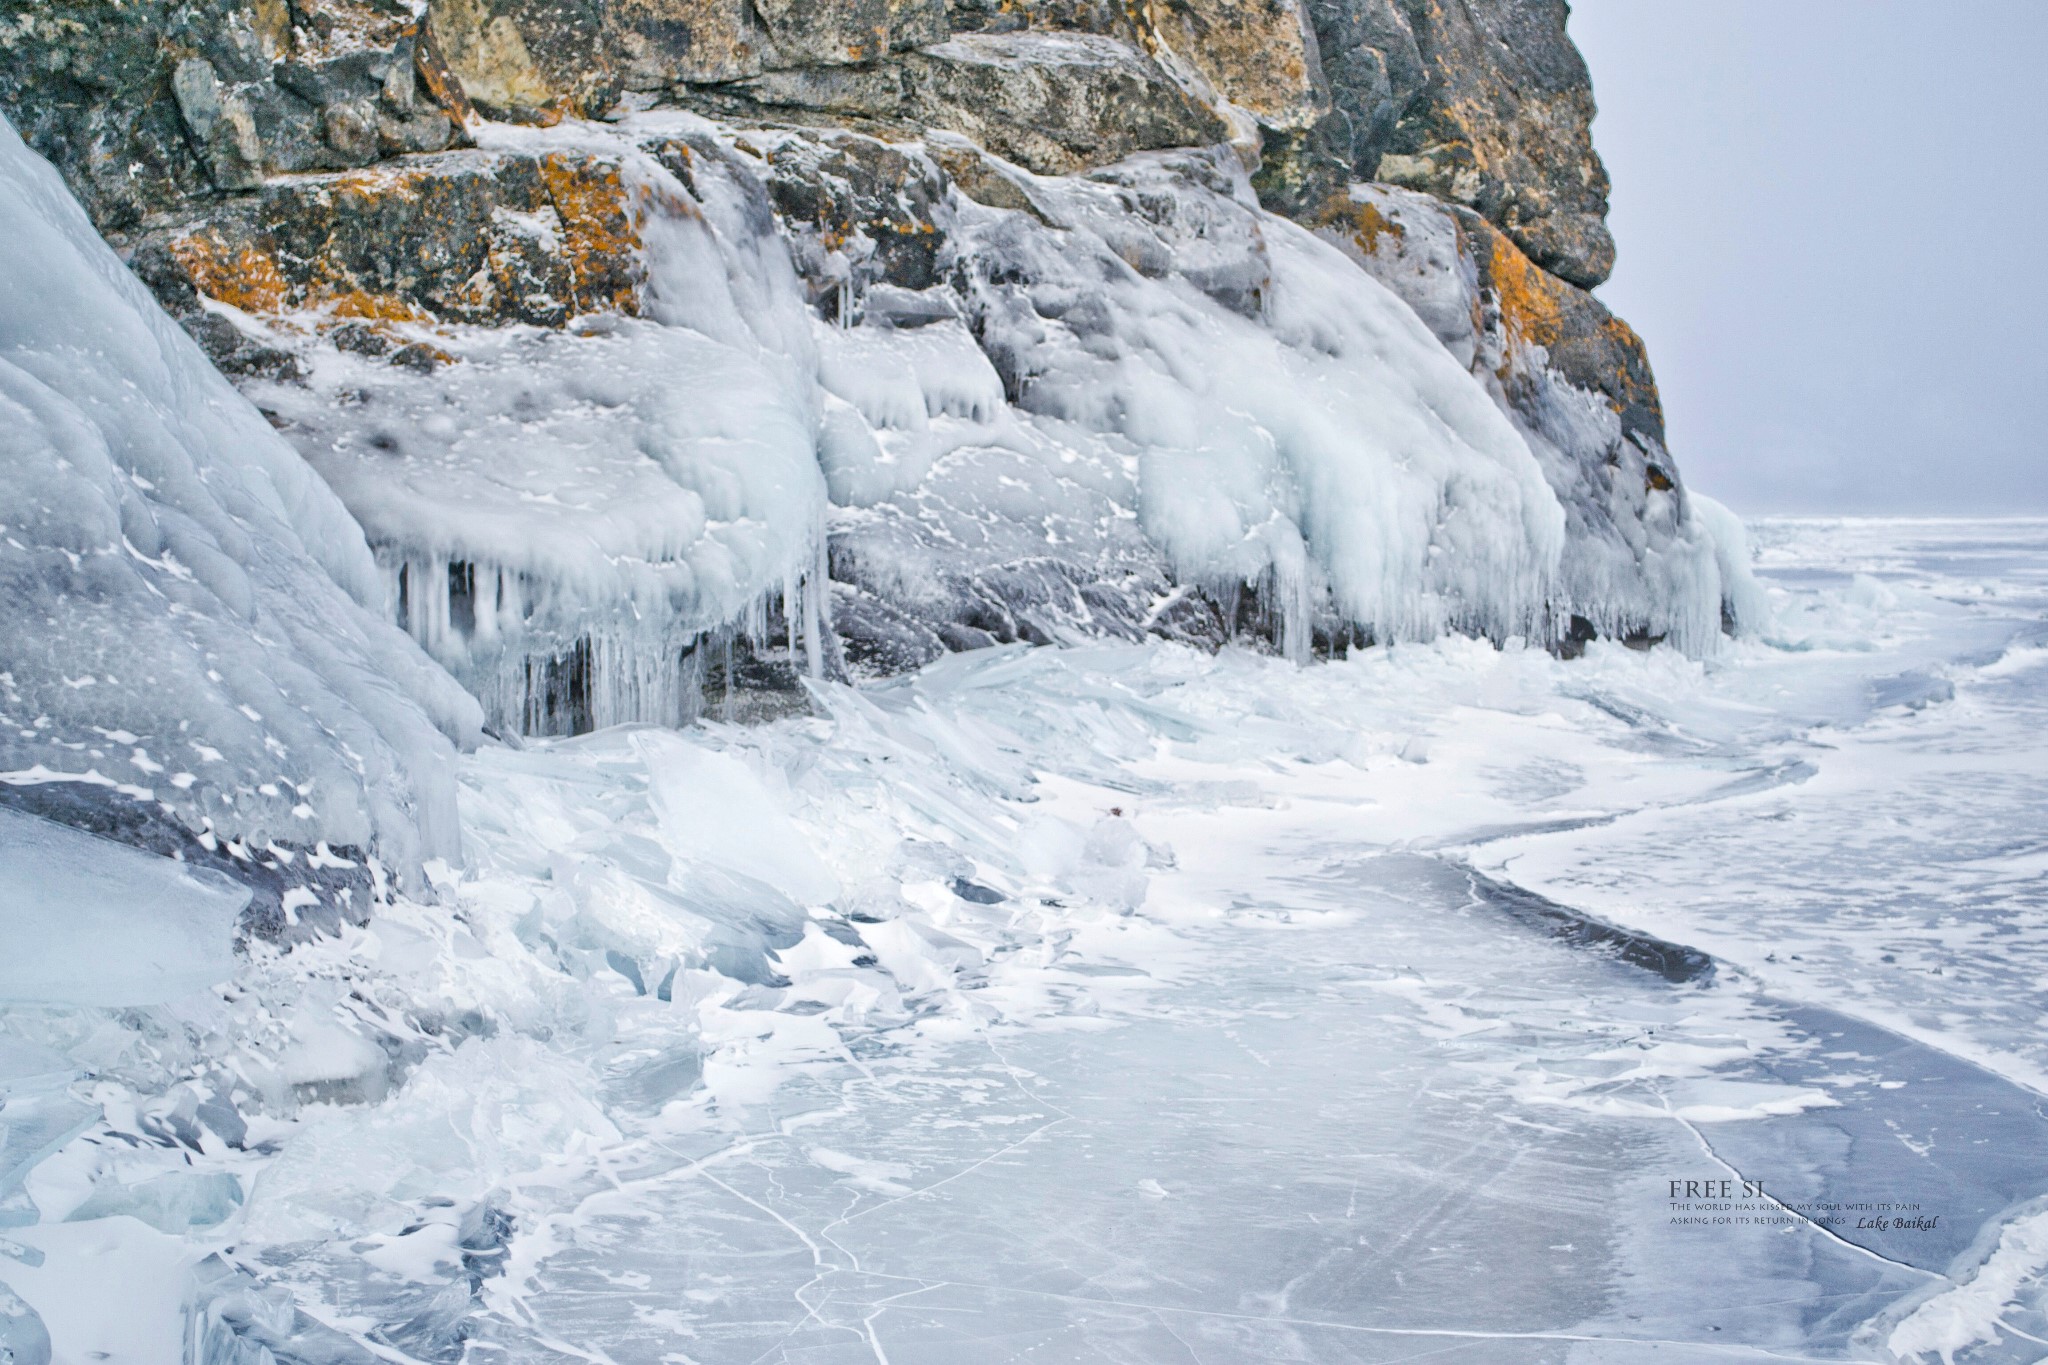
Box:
[901,32,1231,175]
[0,0,473,234]
[0,0,1614,284]
[1372,0,1612,288]
[134,150,645,334]
[1262,0,1612,288]
[0,0,1733,778]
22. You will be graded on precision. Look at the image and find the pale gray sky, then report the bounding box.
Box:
[1568,0,2048,513]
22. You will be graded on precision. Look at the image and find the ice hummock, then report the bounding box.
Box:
[0,114,480,874]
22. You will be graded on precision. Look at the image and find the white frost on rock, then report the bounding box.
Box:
[0,113,480,873]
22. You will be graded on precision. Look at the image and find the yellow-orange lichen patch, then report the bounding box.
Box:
[323,162,437,209]
[319,288,437,324]
[1486,229,1566,353]
[539,154,643,315]
[1313,193,1407,258]
[168,230,292,314]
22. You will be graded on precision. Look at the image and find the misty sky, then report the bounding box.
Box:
[1567,0,2047,514]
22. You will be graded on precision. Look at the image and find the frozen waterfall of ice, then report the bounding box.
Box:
[243,115,1759,739]
[0,114,481,876]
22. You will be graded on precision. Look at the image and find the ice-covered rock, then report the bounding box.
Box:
[0,114,481,873]
[1,0,1753,757]
[75,108,1755,733]
[1314,180,1753,649]
[230,125,834,734]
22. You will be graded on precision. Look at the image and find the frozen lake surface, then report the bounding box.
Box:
[6,519,2048,1364]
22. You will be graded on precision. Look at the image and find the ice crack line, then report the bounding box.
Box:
[1660,1091,1942,1281]
[835,1270,1843,1361]
[823,1116,1068,1235]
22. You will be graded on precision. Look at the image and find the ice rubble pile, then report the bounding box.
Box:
[0,116,480,878]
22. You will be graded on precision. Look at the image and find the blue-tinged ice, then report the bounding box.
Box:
[0,807,244,1007]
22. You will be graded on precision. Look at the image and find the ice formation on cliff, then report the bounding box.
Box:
[860,144,1569,658]
[248,131,835,735]
[0,97,1764,876]
[235,114,1758,730]
[0,115,480,876]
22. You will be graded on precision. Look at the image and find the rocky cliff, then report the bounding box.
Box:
[0,0,1749,868]
[1,0,1616,279]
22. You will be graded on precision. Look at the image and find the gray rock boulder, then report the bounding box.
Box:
[905,32,1231,174]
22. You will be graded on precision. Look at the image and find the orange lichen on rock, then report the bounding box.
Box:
[1486,227,1566,353]
[167,231,291,314]
[1312,193,1407,258]
[320,289,436,324]
[540,154,643,315]
[322,161,433,207]
[153,149,662,339]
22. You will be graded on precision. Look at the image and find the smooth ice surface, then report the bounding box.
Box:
[0,807,246,1007]
[4,518,2046,1363]
[0,114,480,870]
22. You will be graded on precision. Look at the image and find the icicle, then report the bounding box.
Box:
[806,531,829,681]
[784,566,800,661]
[719,635,736,724]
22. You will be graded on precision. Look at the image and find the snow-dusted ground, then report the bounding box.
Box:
[5,517,2048,1364]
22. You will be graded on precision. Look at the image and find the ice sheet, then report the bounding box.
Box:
[3,518,2044,1363]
